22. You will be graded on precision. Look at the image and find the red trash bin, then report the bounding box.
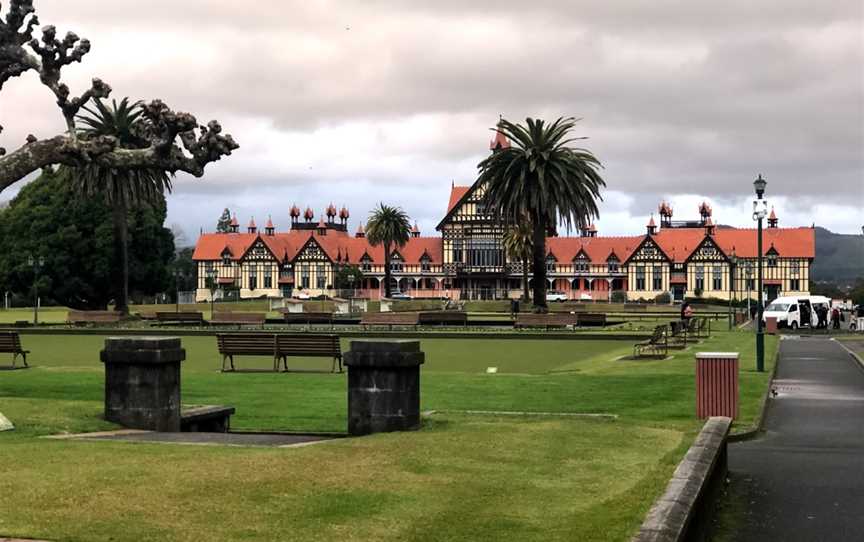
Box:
[765,316,778,334]
[696,352,739,419]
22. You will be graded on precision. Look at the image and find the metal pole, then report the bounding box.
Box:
[756,212,765,372]
[33,265,38,325]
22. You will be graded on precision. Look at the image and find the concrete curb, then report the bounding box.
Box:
[834,339,864,372]
[728,347,781,442]
[632,416,732,542]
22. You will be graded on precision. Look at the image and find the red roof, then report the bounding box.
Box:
[652,227,814,262]
[447,185,471,214]
[547,236,641,263]
[193,230,443,265]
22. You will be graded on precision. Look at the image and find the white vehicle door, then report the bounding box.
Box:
[788,304,798,327]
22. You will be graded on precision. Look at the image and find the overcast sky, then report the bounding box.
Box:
[1,0,862,244]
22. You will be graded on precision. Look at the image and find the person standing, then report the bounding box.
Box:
[831,307,841,330]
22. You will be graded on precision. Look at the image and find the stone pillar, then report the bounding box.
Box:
[343,340,425,436]
[100,337,186,432]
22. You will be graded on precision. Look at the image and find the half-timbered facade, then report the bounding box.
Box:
[193,134,815,303]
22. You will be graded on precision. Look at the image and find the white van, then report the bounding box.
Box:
[763,295,831,329]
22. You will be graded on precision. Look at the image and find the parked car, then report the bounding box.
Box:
[293,292,311,300]
[390,291,412,300]
[546,291,568,302]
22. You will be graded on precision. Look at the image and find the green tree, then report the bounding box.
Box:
[216,208,232,233]
[62,98,173,314]
[366,203,411,298]
[334,264,364,290]
[0,170,174,309]
[478,117,606,312]
[503,221,533,302]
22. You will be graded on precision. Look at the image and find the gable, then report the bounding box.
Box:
[686,236,728,262]
[240,237,278,262]
[293,237,332,263]
[624,236,670,264]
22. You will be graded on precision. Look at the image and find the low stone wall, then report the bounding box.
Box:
[632,416,732,542]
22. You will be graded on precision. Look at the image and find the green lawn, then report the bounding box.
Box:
[0,331,777,541]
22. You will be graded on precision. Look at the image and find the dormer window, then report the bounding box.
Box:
[573,254,589,273]
[607,256,619,273]
[360,254,372,272]
[390,253,403,272]
[766,248,779,268]
[420,255,431,272]
[546,254,556,273]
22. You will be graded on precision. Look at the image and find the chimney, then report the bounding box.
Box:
[230,213,239,233]
[768,207,778,228]
[247,217,257,234]
[411,222,420,238]
[704,217,715,236]
[265,216,275,236]
[356,222,365,238]
[317,216,327,236]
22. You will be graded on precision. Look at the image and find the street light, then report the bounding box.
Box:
[728,251,738,331]
[206,267,217,319]
[347,273,355,315]
[174,270,186,313]
[752,175,768,372]
[27,254,45,325]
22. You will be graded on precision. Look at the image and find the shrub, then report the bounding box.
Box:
[610,291,627,303]
[693,287,704,298]
[654,292,671,304]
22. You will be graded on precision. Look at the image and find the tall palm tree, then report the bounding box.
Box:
[478,117,605,312]
[63,98,172,313]
[366,203,411,299]
[503,221,533,303]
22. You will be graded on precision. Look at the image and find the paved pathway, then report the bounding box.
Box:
[725,337,864,541]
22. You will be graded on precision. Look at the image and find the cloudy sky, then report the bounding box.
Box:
[1,0,862,243]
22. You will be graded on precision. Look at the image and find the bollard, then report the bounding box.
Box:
[343,340,425,436]
[695,352,739,419]
[100,337,186,431]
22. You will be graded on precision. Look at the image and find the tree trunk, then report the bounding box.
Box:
[112,202,129,315]
[522,255,530,303]
[383,241,392,298]
[531,218,548,313]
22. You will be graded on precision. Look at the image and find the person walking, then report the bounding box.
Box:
[831,307,841,330]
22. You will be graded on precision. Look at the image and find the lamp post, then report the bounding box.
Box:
[728,251,738,331]
[174,270,186,313]
[752,175,768,372]
[347,273,355,314]
[27,254,44,325]
[206,267,217,319]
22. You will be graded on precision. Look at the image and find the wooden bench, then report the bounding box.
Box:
[217,333,342,372]
[0,332,29,369]
[577,313,607,327]
[210,312,266,326]
[180,405,236,432]
[282,312,333,326]
[633,325,668,359]
[156,311,205,325]
[67,310,122,326]
[514,313,578,330]
[417,311,468,326]
[360,312,420,330]
[277,334,342,373]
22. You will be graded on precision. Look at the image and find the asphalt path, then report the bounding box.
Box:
[724,337,864,541]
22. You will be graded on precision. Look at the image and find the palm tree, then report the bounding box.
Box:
[503,221,533,303]
[63,98,172,314]
[366,203,411,299]
[478,117,605,312]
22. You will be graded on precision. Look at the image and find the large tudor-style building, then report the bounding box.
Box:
[193,134,815,303]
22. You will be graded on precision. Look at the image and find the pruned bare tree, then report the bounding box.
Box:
[0,0,238,194]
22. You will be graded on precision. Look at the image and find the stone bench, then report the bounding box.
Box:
[180,405,236,433]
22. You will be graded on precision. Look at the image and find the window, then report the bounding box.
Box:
[421,257,431,272]
[264,269,272,289]
[546,256,556,273]
[712,266,722,290]
[608,258,619,273]
[360,255,372,272]
[301,268,310,289]
[316,266,326,289]
[452,239,463,263]
[635,266,645,290]
[767,254,778,268]
[695,265,705,291]
[574,258,589,273]
[249,274,257,290]
[222,254,231,266]
[653,266,663,290]
[390,256,403,272]
[746,278,755,290]
[466,237,503,268]
[790,278,800,291]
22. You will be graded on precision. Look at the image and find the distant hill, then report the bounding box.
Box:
[812,227,864,286]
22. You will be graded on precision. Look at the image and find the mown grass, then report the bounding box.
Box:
[0,330,777,541]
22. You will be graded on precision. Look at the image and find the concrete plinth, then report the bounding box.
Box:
[343,340,424,436]
[100,337,186,432]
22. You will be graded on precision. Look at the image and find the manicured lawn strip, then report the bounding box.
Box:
[0,414,688,542]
